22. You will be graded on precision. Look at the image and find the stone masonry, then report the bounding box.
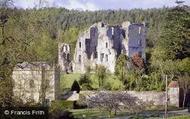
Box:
[58,43,72,73]
[73,21,146,73]
[12,62,60,103]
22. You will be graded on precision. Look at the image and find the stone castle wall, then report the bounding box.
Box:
[72,21,146,73]
[58,43,72,73]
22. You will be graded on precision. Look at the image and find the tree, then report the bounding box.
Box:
[131,53,145,71]
[150,6,190,95]
[87,92,146,116]
[0,0,35,106]
[95,65,107,89]
[152,6,190,61]
[115,54,128,81]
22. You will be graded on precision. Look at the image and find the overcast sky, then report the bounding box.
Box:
[13,0,190,11]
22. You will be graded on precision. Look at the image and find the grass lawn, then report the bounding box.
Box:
[168,115,190,119]
[60,73,81,90]
[69,107,190,119]
[60,73,116,91]
[70,108,118,119]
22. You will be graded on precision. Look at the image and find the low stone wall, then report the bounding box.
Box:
[127,91,165,106]
[80,88,179,107]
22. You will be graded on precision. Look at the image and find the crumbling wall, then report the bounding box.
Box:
[58,43,72,73]
[73,21,146,73]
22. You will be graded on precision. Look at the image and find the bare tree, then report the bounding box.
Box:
[87,92,147,116]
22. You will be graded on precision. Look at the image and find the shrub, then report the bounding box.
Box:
[79,74,92,90]
[104,78,124,90]
[50,100,73,112]
[49,100,74,119]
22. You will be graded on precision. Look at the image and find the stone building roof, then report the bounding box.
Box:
[14,62,53,70]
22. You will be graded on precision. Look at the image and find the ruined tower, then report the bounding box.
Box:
[58,43,72,73]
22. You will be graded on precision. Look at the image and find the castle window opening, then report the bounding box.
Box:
[65,45,68,51]
[78,55,81,63]
[100,53,104,62]
[106,42,108,48]
[101,23,104,27]
[79,42,81,48]
[106,55,108,62]
[94,52,98,58]
[67,54,70,62]
[62,53,66,59]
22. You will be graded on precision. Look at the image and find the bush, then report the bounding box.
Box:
[104,77,124,90]
[79,74,92,90]
[49,100,74,119]
[49,110,76,119]
[60,73,81,91]
[50,100,73,112]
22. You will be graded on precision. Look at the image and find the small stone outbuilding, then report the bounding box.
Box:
[12,62,60,104]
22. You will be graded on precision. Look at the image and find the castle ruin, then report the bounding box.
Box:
[59,21,146,73]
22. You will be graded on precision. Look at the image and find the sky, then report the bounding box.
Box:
[13,0,190,11]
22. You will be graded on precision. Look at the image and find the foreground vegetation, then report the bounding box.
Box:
[169,115,190,119]
[0,1,190,119]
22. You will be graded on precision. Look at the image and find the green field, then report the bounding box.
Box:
[169,115,190,119]
[60,73,123,91]
[60,73,81,90]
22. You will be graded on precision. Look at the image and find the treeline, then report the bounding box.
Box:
[1,7,169,61]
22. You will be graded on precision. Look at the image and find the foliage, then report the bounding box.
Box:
[168,115,190,119]
[150,6,190,92]
[60,73,81,90]
[74,94,87,109]
[49,101,75,119]
[115,54,128,81]
[95,65,107,89]
[104,77,125,90]
[0,2,190,102]
[79,72,92,90]
[131,53,145,71]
